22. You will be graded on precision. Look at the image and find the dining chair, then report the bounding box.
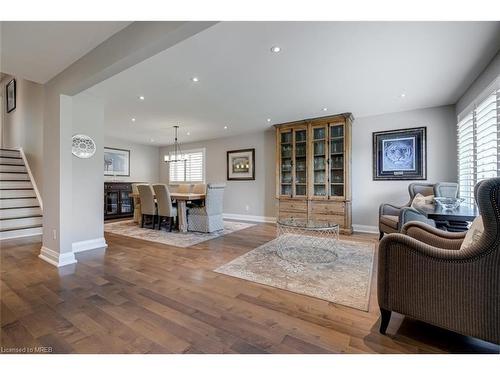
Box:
[177,184,191,194]
[137,184,157,229]
[131,183,141,225]
[152,184,178,231]
[192,183,206,195]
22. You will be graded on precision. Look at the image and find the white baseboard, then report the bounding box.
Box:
[39,246,77,267]
[72,237,108,253]
[223,213,276,223]
[352,224,379,234]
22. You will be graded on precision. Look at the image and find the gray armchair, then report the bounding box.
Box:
[187,183,225,233]
[379,182,458,239]
[377,178,500,345]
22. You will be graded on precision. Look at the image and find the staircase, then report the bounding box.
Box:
[0,148,43,240]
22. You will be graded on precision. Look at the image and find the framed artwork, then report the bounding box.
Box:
[227,148,255,181]
[104,147,130,176]
[373,127,426,180]
[6,79,16,113]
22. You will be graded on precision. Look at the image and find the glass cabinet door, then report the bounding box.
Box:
[120,191,133,214]
[293,128,307,197]
[105,191,119,215]
[312,125,328,198]
[329,123,345,198]
[279,130,293,196]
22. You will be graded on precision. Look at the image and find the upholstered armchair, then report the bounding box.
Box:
[379,182,458,239]
[377,178,500,345]
[187,183,225,233]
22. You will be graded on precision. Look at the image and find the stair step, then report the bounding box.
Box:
[0,189,36,198]
[0,181,33,189]
[0,198,39,209]
[0,172,30,181]
[0,164,27,173]
[0,207,42,219]
[0,225,42,240]
[0,157,24,165]
[0,216,43,231]
[0,150,21,158]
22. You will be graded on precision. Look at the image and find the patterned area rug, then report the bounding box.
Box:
[215,234,375,311]
[104,220,255,248]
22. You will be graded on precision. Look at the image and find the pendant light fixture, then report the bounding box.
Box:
[164,125,187,163]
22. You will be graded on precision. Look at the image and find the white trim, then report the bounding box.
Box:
[39,246,77,267]
[352,224,379,234]
[0,226,42,240]
[458,75,500,122]
[72,237,108,253]
[223,213,276,223]
[19,147,43,211]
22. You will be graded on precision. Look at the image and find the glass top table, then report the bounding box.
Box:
[275,218,340,265]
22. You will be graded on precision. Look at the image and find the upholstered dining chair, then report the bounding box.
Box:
[187,183,225,233]
[192,183,206,195]
[131,183,141,225]
[177,184,191,194]
[377,177,500,345]
[378,182,458,239]
[152,184,177,231]
[137,184,157,229]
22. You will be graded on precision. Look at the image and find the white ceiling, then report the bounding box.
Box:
[0,21,131,83]
[87,21,499,146]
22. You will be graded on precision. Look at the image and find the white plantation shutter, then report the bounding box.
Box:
[457,88,500,206]
[168,149,205,183]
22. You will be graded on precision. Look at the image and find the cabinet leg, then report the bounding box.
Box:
[379,308,392,334]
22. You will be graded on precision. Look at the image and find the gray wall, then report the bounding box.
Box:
[160,130,276,218]
[456,51,500,116]
[104,136,160,183]
[0,76,44,194]
[352,105,458,228]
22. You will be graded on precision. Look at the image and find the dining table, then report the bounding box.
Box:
[129,192,205,233]
[413,203,478,232]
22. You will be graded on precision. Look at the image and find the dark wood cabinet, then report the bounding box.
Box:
[104,182,134,220]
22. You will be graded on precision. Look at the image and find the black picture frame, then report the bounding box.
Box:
[373,127,427,180]
[227,148,255,181]
[6,79,16,113]
[104,147,131,177]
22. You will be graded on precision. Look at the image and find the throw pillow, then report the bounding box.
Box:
[411,193,434,209]
[460,216,484,250]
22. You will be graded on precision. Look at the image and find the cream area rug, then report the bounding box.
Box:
[104,220,255,248]
[215,234,375,311]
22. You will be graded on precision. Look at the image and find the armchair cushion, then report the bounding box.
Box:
[380,215,398,230]
[460,216,484,250]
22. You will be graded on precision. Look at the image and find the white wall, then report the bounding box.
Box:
[0,76,44,194]
[352,105,457,228]
[104,136,160,183]
[456,51,500,116]
[72,93,105,244]
[159,130,276,218]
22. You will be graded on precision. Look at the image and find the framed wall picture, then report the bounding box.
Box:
[6,79,16,113]
[373,127,427,180]
[104,147,130,176]
[227,148,255,181]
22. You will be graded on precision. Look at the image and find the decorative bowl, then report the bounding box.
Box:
[434,197,464,210]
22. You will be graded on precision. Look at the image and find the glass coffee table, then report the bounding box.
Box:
[275,218,340,265]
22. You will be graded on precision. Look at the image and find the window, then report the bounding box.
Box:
[457,88,499,206]
[168,148,205,183]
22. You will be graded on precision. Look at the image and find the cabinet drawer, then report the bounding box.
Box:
[310,213,345,226]
[279,211,308,220]
[310,201,345,214]
[279,200,307,213]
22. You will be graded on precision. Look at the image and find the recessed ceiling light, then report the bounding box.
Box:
[400,93,406,98]
[150,138,155,143]
[224,125,228,130]
[186,132,190,136]
[139,96,145,101]
[270,46,281,53]
[131,118,136,122]
[267,118,272,122]
[192,77,199,82]
[322,107,328,111]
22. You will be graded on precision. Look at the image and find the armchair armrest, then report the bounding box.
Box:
[379,202,406,217]
[401,221,465,250]
[398,207,436,230]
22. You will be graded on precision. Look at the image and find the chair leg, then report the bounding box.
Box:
[379,308,392,334]
[141,214,145,228]
[379,231,384,240]
[169,217,173,232]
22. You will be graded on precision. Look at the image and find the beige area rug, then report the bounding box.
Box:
[104,220,255,248]
[215,234,375,311]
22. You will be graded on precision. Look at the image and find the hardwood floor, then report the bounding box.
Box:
[1,223,498,354]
